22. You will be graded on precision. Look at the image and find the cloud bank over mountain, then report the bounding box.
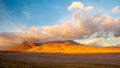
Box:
[0,1,120,49]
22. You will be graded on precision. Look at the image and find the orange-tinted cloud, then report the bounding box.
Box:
[0,1,120,49]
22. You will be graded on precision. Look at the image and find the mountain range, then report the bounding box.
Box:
[7,40,120,54]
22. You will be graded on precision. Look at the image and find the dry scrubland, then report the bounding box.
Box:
[0,51,120,68]
[1,58,120,68]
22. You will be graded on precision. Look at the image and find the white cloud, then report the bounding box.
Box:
[112,6,120,13]
[43,21,86,38]
[68,2,84,11]
[1,12,120,48]
[68,1,93,12]
[76,37,120,47]
[80,38,104,45]
[85,6,93,12]
[1,12,120,49]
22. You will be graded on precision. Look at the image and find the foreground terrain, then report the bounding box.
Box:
[0,51,120,68]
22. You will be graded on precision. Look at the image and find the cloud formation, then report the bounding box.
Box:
[68,1,93,12]
[85,6,93,12]
[80,38,104,45]
[112,6,120,13]
[0,1,120,49]
[76,37,120,47]
[68,2,84,11]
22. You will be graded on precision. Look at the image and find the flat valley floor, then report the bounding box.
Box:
[0,51,120,68]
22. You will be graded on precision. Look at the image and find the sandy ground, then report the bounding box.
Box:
[0,51,120,65]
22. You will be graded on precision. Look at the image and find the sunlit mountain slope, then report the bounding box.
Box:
[7,41,37,51]
[25,41,120,54]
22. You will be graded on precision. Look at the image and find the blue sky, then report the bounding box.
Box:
[1,0,120,31]
[1,0,71,29]
[0,0,120,49]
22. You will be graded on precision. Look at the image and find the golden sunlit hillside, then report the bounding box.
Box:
[24,41,120,54]
[7,41,37,51]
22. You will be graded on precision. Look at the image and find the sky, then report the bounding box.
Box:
[0,0,120,49]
